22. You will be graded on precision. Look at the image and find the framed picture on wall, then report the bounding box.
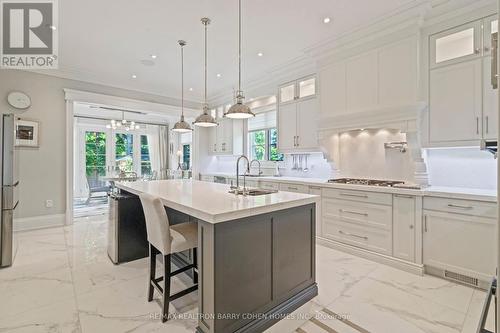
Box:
[15,118,39,148]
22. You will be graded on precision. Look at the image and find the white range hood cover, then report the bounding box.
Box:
[317,102,430,187]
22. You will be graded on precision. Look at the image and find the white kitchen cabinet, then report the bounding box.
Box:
[319,62,346,116]
[429,59,482,143]
[430,20,481,68]
[277,102,297,151]
[346,51,378,111]
[279,183,309,193]
[423,197,497,286]
[482,16,498,140]
[208,107,243,156]
[392,195,416,262]
[378,38,418,106]
[278,75,319,153]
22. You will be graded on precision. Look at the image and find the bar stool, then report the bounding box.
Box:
[139,193,198,322]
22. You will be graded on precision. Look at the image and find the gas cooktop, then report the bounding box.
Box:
[327,178,405,187]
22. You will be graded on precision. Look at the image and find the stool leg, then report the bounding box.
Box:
[148,244,156,302]
[192,248,198,284]
[162,254,171,323]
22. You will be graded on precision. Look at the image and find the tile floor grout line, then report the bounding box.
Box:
[321,308,371,333]
[310,317,339,333]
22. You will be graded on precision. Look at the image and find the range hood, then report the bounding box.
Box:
[480,139,498,158]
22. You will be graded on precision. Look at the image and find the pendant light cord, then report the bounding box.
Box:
[238,0,242,93]
[204,20,208,107]
[181,43,184,118]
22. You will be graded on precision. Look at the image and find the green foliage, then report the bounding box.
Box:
[85,131,106,176]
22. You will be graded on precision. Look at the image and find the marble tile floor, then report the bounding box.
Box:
[0,215,493,333]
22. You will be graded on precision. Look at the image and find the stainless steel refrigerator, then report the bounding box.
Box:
[0,114,19,268]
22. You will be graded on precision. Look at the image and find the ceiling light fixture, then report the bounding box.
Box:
[131,74,137,79]
[151,54,157,59]
[323,17,331,24]
[216,73,222,78]
[257,52,263,57]
[193,18,218,127]
[172,40,192,133]
[225,0,255,119]
[106,111,140,131]
[189,87,193,91]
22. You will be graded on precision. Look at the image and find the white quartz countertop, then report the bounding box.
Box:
[202,173,497,202]
[115,179,319,224]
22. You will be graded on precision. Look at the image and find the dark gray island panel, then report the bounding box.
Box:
[198,204,317,333]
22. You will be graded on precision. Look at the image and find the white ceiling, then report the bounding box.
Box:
[53,0,418,103]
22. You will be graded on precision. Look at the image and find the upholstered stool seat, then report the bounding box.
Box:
[139,193,198,322]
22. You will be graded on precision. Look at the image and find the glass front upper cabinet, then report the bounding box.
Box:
[279,83,295,103]
[298,77,316,98]
[430,21,481,68]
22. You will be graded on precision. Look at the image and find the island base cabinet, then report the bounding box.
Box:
[196,204,317,333]
[423,210,496,288]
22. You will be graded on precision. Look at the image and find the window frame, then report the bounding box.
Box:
[248,127,283,162]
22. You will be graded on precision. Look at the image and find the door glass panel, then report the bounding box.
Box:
[435,28,475,64]
[140,135,151,176]
[85,131,107,179]
[299,78,316,98]
[115,133,134,172]
[492,20,498,34]
[280,84,295,103]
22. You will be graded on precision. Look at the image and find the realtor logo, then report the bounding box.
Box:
[1,0,58,69]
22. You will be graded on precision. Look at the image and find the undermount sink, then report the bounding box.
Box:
[229,188,278,196]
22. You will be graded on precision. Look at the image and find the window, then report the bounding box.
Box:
[248,111,283,162]
[85,131,106,178]
[182,144,191,170]
[140,135,152,176]
[115,133,134,172]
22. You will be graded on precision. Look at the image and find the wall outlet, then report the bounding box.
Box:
[45,200,54,208]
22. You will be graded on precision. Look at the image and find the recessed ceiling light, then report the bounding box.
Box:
[216,73,222,78]
[189,87,193,91]
[257,52,263,57]
[151,54,157,59]
[131,74,137,79]
[323,17,331,24]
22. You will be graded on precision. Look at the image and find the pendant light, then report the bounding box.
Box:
[193,17,218,127]
[172,40,193,133]
[224,0,255,119]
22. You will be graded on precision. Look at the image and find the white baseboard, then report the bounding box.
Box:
[316,236,425,276]
[14,213,66,232]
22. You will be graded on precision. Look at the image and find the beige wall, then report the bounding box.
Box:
[0,70,189,221]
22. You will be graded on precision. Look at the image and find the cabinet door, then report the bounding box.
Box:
[208,128,218,153]
[277,103,297,151]
[346,51,378,111]
[483,16,498,139]
[429,59,482,143]
[296,97,318,149]
[483,57,498,139]
[423,211,496,281]
[218,118,233,154]
[378,38,418,106]
[279,82,296,104]
[392,195,415,262]
[298,76,316,99]
[430,20,481,68]
[319,62,346,116]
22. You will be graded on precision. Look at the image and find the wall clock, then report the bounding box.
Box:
[7,92,31,110]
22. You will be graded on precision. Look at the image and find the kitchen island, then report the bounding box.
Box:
[115,179,319,333]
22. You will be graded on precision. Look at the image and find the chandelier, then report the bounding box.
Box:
[106,111,140,131]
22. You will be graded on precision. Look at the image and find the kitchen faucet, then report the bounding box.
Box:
[233,155,250,195]
[249,159,263,176]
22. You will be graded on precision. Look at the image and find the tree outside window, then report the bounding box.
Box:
[140,135,152,176]
[249,128,283,161]
[85,131,106,178]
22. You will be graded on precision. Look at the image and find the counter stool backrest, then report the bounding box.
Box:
[139,193,171,254]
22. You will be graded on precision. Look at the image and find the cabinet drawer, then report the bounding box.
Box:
[323,198,392,231]
[323,218,392,256]
[259,181,279,191]
[423,197,496,218]
[279,183,309,193]
[322,188,392,205]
